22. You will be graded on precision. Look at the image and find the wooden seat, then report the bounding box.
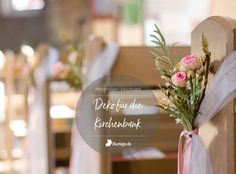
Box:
[112,46,190,86]
[112,158,177,174]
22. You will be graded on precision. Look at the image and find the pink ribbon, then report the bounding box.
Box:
[178,128,199,174]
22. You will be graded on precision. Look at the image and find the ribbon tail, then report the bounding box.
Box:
[190,135,213,174]
[178,135,193,174]
[183,139,192,174]
[177,132,213,174]
[178,132,185,174]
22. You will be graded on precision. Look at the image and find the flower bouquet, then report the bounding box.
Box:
[16,49,38,86]
[150,25,212,174]
[52,32,83,89]
[150,24,211,131]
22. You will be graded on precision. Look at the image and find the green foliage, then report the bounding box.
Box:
[150,24,178,72]
[57,32,83,90]
[151,25,211,131]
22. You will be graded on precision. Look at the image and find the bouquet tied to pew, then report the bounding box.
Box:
[52,32,83,89]
[150,25,211,131]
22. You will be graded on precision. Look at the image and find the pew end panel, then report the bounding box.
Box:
[191,16,236,174]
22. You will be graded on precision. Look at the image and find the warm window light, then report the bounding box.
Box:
[0,51,5,70]
[11,0,45,11]
[21,45,34,57]
[0,82,5,122]
[13,128,28,138]
[0,161,10,173]
[0,150,7,159]
[11,148,23,158]
[9,120,27,137]
[9,120,26,130]
[21,45,36,66]
[50,105,75,119]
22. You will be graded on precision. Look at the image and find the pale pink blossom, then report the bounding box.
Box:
[181,55,202,70]
[52,62,64,74]
[171,72,187,87]
[160,97,175,108]
[52,62,69,78]
[22,65,31,76]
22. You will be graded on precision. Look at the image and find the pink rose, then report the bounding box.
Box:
[171,72,187,87]
[52,62,64,75]
[52,62,69,78]
[181,55,202,71]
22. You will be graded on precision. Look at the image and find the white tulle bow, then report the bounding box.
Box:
[180,51,236,174]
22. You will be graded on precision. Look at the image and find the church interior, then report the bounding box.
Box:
[0,0,236,174]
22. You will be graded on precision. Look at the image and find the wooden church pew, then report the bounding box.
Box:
[191,16,236,174]
[101,46,190,174]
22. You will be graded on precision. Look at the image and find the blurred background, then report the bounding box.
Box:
[0,0,234,50]
[0,0,235,174]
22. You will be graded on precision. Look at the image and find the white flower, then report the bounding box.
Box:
[175,118,182,124]
[68,51,78,64]
[165,82,170,86]
[161,75,169,80]
[162,97,167,101]
[186,81,191,90]
[196,66,204,74]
